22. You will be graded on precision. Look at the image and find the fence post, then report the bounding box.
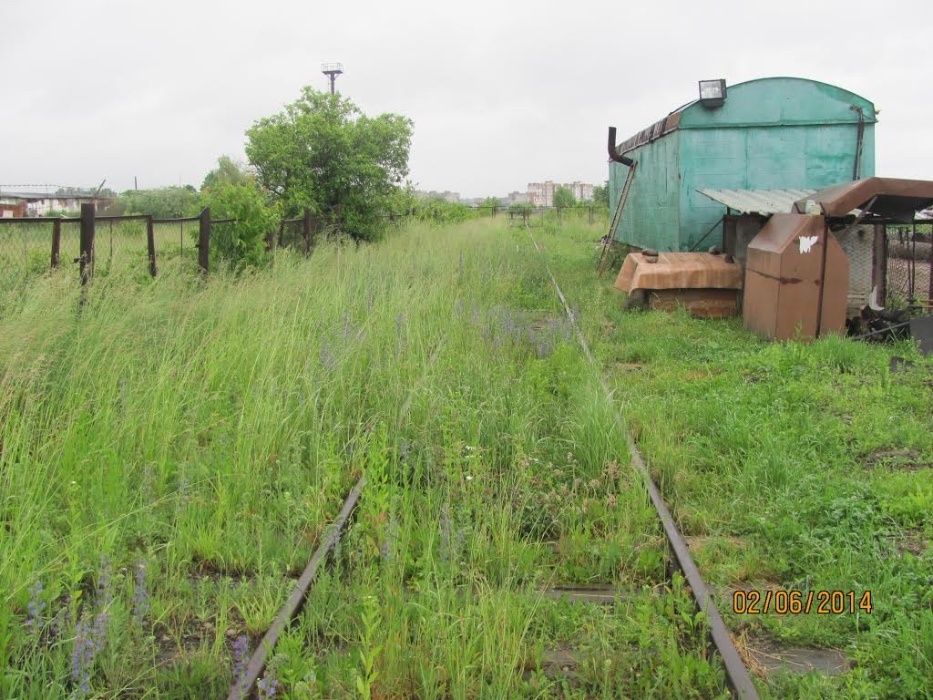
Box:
[146,216,157,277]
[51,217,61,268]
[871,223,886,306]
[928,221,933,306]
[303,208,312,255]
[79,203,95,285]
[197,207,210,273]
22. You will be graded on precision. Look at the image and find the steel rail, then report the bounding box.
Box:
[227,476,366,700]
[528,230,760,700]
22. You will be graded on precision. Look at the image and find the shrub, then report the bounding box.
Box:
[201,181,279,269]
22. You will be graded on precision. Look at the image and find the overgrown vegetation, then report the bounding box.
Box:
[1,216,928,698]
[118,186,201,219]
[246,88,413,242]
[0,220,730,698]
[533,221,932,699]
[201,180,280,269]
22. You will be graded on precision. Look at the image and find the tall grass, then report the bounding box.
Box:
[0,219,726,697]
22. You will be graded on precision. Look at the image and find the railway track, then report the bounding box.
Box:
[528,230,760,700]
[228,238,758,698]
[228,336,447,698]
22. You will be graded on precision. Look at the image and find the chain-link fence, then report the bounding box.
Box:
[885,223,932,309]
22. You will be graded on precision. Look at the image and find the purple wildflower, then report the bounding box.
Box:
[71,616,96,697]
[25,580,46,632]
[319,343,336,372]
[257,675,280,699]
[132,564,149,625]
[439,502,452,563]
[232,634,249,681]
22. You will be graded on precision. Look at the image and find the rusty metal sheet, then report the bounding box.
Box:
[647,289,740,318]
[794,177,933,221]
[615,251,743,293]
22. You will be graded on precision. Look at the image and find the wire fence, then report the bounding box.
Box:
[884,222,932,309]
[0,204,609,312]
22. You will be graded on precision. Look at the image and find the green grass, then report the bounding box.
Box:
[0,219,726,698]
[2,215,928,698]
[532,221,932,699]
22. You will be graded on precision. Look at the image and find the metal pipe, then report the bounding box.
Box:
[607,127,635,167]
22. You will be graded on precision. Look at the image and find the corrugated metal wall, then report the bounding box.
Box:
[610,77,877,252]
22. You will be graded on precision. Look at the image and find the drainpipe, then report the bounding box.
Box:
[607,127,635,166]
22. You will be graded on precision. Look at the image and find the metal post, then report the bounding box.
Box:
[303,208,312,255]
[146,216,157,277]
[50,217,61,268]
[198,207,210,273]
[872,223,887,306]
[79,203,95,285]
[909,221,917,304]
[928,220,933,307]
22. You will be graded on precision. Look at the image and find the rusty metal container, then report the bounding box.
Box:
[743,214,848,340]
[615,251,743,318]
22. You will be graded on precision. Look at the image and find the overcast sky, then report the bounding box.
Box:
[2,0,930,198]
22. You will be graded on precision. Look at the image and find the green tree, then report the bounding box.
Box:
[245,88,413,241]
[202,156,250,190]
[119,187,200,218]
[553,186,575,210]
[201,181,279,269]
[592,182,610,209]
[481,196,500,212]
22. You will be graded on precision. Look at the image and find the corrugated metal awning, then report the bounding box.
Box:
[697,188,815,215]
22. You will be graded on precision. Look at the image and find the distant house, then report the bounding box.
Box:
[0,196,27,218]
[0,191,113,217]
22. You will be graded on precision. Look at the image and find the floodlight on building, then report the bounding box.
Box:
[698,79,726,108]
[321,62,344,94]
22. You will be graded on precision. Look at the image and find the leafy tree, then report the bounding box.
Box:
[200,181,279,269]
[202,156,250,190]
[481,196,500,212]
[553,186,575,210]
[592,182,610,209]
[245,88,413,241]
[119,187,200,218]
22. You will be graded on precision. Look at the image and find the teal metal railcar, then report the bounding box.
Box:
[609,77,877,251]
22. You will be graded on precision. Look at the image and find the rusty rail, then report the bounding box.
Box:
[227,476,366,700]
[528,230,760,700]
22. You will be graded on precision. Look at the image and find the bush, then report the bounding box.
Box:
[120,187,200,218]
[413,197,473,224]
[200,182,279,269]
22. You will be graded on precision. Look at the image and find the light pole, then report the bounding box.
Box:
[321,62,344,94]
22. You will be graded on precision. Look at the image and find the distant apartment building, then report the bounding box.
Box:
[567,181,594,202]
[526,181,595,207]
[527,181,557,208]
